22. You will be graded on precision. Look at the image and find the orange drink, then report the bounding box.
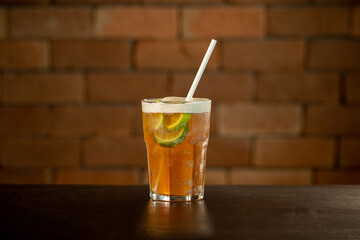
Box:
[142,97,211,201]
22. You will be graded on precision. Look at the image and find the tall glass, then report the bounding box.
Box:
[142,97,211,201]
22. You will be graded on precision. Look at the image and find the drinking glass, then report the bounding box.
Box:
[142,98,211,201]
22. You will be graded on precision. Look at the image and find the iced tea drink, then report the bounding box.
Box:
[142,97,211,201]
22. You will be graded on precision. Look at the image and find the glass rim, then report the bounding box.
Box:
[141,97,211,113]
[141,97,211,104]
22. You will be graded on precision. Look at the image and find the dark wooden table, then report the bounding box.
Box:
[0,185,360,239]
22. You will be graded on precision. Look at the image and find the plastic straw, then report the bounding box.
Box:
[185,39,217,101]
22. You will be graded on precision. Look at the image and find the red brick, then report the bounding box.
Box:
[346,74,360,102]
[309,41,360,69]
[140,168,149,185]
[51,106,133,136]
[172,73,254,101]
[134,103,145,136]
[355,8,360,35]
[231,168,312,185]
[56,169,139,185]
[207,137,250,166]
[0,8,6,38]
[10,7,91,37]
[1,138,80,167]
[255,138,334,167]
[3,73,83,103]
[316,171,360,184]
[53,41,131,69]
[0,168,51,184]
[0,41,47,69]
[268,7,348,36]
[218,103,301,136]
[224,41,305,70]
[135,41,220,70]
[257,73,339,102]
[88,73,167,102]
[205,168,227,184]
[306,106,360,134]
[85,138,147,167]
[340,139,360,167]
[0,107,50,135]
[95,7,177,38]
[183,7,264,38]
[209,103,217,134]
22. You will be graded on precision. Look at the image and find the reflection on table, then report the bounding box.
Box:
[137,200,214,239]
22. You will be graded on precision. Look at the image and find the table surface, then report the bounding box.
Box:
[0,185,360,240]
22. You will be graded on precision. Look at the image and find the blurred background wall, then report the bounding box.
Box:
[0,0,359,185]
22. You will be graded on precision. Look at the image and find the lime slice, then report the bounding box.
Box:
[164,113,191,131]
[153,124,189,147]
[145,113,164,130]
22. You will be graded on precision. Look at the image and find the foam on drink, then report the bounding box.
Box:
[142,97,211,113]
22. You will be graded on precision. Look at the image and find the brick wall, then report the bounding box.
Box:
[0,0,359,185]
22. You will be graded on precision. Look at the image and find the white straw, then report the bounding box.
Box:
[185,39,217,101]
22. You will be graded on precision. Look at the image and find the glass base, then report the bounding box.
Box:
[150,189,204,202]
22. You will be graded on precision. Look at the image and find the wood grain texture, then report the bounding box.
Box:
[0,185,359,239]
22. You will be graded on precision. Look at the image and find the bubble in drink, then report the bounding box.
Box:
[142,97,211,201]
